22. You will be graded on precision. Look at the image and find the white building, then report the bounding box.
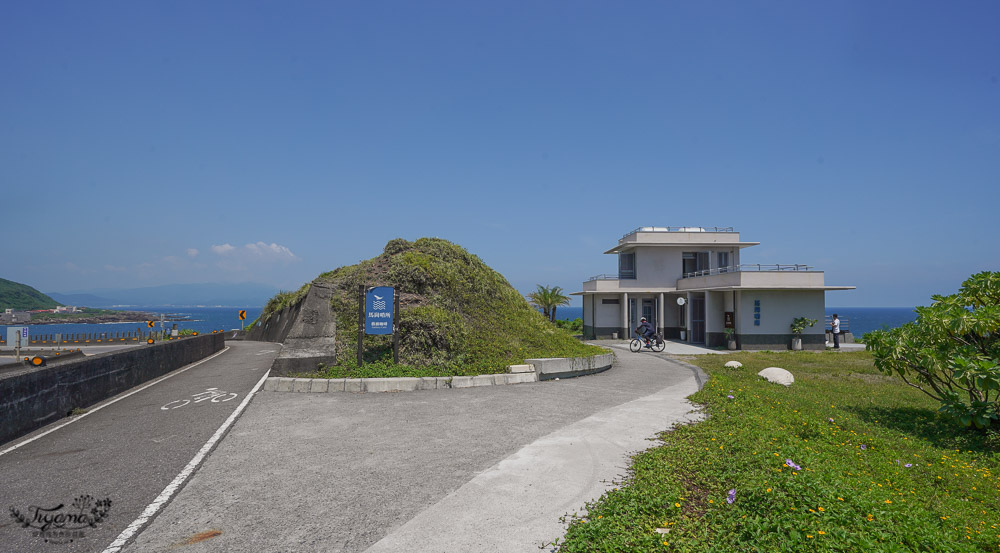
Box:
[574,227,854,350]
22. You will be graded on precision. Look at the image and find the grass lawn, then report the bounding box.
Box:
[555,350,1000,552]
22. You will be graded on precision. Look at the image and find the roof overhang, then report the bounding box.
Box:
[676,285,857,292]
[604,242,760,254]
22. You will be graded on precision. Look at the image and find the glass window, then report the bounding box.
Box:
[718,252,729,273]
[619,252,635,279]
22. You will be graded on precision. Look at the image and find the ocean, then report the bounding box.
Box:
[552,306,918,336]
[1,307,264,340]
[3,305,920,342]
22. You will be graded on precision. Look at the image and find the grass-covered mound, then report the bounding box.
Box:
[258,238,606,377]
[555,351,1000,552]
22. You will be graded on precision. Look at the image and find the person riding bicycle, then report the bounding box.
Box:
[636,317,655,348]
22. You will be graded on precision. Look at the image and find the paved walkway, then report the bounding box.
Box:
[124,349,707,553]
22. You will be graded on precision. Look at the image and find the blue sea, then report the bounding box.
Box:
[552,306,918,336]
[4,305,920,342]
[1,307,263,340]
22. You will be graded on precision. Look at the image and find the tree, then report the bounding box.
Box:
[865,271,1000,430]
[526,285,571,322]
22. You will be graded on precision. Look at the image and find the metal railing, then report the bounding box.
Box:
[585,273,620,282]
[620,226,736,240]
[682,264,813,279]
[824,316,850,333]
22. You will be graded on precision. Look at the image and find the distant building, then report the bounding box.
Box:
[53,306,79,313]
[0,309,32,324]
[574,226,854,350]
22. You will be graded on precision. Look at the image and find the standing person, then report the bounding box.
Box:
[831,313,840,349]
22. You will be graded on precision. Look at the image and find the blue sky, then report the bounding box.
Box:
[2,1,997,307]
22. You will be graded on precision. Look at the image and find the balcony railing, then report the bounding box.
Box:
[682,264,813,279]
[621,226,736,240]
[585,273,620,282]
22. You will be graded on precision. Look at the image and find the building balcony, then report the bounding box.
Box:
[678,264,827,291]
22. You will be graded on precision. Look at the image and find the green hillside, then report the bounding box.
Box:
[258,238,605,376]
[0,278,61,310]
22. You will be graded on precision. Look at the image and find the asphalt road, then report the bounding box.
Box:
[121,346,707,553]
[0,341,279,553]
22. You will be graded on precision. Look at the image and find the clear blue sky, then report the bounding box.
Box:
[2,1,997,307]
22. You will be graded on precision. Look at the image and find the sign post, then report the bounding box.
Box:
[238,309,247,330]
[358,285,396,366]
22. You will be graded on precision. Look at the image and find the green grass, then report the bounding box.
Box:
[555,351,1000,552]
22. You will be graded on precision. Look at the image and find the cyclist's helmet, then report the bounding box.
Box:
[640,317,647,322]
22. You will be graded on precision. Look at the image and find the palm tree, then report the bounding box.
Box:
[527,285,571,322]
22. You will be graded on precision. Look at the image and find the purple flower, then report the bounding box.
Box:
[904,463,913,468]
[727,489,736,504]
[785,459,802,471]
[727,395,735,399]
[860,444,867,450]
[828,418,834,423]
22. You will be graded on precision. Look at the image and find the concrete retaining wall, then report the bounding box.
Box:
[0,333,225,446]
[524,352,616,381]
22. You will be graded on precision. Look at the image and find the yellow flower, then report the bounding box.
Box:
[598,516,602,519]
[819,531,826,535]
[675,503,681,508]
[807,535,814,539]
[818,507,825,512]
[766,488,772,492]
[885,500,893,504]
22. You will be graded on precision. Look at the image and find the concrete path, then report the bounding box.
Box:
[123,350,707,553]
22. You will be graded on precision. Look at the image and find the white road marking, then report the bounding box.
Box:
[0,347,231,458]
[102,369,270,553]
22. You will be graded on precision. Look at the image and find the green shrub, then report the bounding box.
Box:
[866,271,1000,430]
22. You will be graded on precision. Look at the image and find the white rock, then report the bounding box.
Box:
[724,360,743,369]
[758,367,794,386]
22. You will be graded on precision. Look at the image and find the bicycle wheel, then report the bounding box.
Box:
[629,339,642,353]
[652,339,666,352]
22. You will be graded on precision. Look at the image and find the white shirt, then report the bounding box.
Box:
[832,317,840,334]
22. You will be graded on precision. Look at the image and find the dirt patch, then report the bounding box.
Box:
[177,529,222,546]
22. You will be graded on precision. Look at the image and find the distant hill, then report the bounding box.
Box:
[48,282,279,307]
[0,278,62,310]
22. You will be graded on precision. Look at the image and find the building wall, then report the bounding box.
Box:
[735,290,826,350]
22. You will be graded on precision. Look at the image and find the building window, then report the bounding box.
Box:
[718,252,730,273]
[619,252,635,279]
[683,252,709,276]
[602,298,620,305]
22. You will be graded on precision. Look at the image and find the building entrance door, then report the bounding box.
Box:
[691,296,706,343]
[642,299,656,329]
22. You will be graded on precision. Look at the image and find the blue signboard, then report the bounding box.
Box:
[365,286,394,335]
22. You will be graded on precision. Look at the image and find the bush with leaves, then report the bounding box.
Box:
[865,271,1000,430]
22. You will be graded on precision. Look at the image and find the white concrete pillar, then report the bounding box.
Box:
[657,292,665,334]
[705,291,713,344]
[685,292,693,341]
[621,292,628,339]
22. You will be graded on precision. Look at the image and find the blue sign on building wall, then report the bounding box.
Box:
[365,286,394,335]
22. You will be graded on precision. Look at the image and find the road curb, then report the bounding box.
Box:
[262,371,540,393]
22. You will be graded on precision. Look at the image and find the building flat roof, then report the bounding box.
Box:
[574,285,855,295]
[604,242,760,254]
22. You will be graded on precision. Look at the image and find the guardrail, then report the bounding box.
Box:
[585,273,620,282]
[682,264,812,278]
[621,226,736,239]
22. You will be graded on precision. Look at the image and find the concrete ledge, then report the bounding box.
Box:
[261,370,542,394]
[524,352,615,381]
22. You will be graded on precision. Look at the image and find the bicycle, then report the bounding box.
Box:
[630,331,665,353]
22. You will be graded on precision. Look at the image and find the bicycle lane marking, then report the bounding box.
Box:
[102,369,270,553]
[0,346,231,458]
[161,388,239,410]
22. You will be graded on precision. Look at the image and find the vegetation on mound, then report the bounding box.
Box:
[554,351,1000,552]
[263,238,605,377]
[0,277,61,310]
